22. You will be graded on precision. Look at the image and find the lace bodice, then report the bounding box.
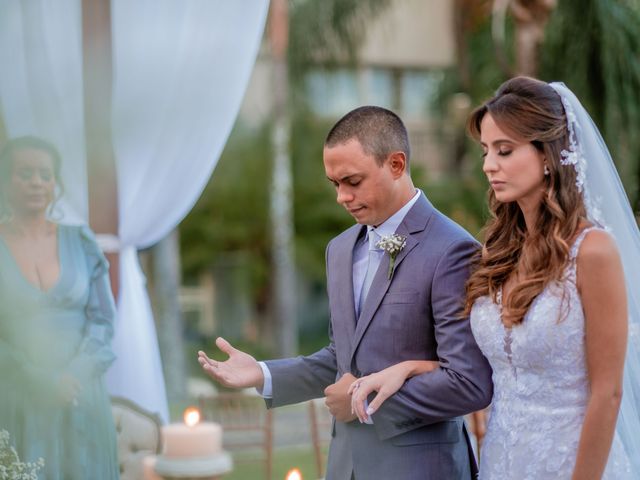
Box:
[470,228,631,479]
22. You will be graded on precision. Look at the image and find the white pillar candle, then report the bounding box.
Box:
[161,422,222,458]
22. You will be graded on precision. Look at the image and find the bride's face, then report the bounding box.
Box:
[6,148,57,216]
[480,113,546,206]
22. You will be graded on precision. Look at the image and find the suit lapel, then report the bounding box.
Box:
[330,224,364,344]
[350,194,434,359]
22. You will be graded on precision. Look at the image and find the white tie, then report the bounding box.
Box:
[358,230,380,316]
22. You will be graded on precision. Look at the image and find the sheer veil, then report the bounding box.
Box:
[549,82,640,474]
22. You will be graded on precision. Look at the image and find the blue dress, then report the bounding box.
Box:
[0,224,119,479]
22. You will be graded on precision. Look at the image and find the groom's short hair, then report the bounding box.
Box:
[325,106,411,167]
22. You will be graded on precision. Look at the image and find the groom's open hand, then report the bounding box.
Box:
[198,337,264,390]
[324,372,358,423]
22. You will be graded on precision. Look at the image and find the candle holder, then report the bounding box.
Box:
[154,454,232,479]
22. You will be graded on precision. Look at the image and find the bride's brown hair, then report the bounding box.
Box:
[463,76,587,325]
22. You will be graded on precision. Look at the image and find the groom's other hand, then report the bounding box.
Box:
[325,372,358,422]
[198,337,264,390]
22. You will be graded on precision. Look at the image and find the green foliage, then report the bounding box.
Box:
[180,123,272,301]
[432,0,640,236]
[181,1,395,341]
[540,0,640,208]
[291,113,353,283]
[226,442,328,480]
[288,0,391,78]
[427,10,513,239]
[421,176,489,240]
[286,0,398,282]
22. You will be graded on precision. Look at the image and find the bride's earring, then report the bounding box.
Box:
[543,164,550,176]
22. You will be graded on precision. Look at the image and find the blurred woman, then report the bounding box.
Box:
[0,136,119,479]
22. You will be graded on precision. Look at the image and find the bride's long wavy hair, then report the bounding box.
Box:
[463,77,587,326]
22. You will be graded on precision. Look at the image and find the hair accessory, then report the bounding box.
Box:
[549,83,604,227]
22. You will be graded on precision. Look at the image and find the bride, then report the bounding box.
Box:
[349,77,640,479]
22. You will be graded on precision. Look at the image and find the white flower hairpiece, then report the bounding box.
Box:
[550,83,606,228]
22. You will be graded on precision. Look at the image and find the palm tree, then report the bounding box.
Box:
[268,0,391,356]
[541,0,640,211]
[448,0,640,213]
[492,0,557,76]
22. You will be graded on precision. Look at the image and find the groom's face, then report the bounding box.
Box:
[324,139,399,226]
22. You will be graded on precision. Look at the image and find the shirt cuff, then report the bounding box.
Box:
[256,361,273,398]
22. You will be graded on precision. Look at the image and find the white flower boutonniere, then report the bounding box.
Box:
[376,234,407,279]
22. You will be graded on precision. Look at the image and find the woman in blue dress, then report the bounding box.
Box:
[0,136,119,479]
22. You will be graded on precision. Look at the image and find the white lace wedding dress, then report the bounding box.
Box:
[470,228,632,479]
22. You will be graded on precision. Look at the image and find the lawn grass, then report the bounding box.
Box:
[224,446,327,480]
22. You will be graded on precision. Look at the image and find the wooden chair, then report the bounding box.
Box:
[199,392,273,480]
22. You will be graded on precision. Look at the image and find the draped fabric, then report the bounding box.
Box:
[0,0,269,422]
[0,0,87,224]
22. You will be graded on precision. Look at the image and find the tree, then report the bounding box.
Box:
[541,0,640,211]
[438,0,640,219]
[492,0,557,76]
[180,0,392,355]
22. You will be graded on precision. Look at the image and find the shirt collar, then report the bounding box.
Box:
[368,189,421,240]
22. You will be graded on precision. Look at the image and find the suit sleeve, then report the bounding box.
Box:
[371,238,493,440]
[264,335,338,408]
[263,240,339,408]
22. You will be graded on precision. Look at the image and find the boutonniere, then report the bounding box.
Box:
[376,234,407,279]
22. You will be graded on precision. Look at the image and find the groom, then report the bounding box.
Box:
[199,106,492,479]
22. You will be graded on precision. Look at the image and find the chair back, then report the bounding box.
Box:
[111,396,163,480]
[198,392,273,480]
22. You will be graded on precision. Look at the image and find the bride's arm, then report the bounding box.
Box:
[348,360,440,423]
[572,230,627,480]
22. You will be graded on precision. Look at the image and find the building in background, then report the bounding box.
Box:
[242,0,455,178]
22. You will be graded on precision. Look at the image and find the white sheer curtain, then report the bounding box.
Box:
[0,0,87,224]
[0,0,269,422]
[108,0,269,421]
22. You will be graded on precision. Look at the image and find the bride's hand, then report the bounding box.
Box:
[348,360,439,423]
[348,367,406,423]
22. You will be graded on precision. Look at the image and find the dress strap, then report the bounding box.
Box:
[569,226,605,261]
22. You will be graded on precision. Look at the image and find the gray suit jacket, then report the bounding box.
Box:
[266,194,493,479]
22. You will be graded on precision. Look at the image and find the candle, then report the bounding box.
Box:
[286,468,302,480]
[154,406,232,479]
[161,407,222,458]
